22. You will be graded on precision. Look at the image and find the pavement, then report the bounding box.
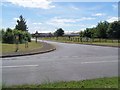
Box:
[2,40,118,86]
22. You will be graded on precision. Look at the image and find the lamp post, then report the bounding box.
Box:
[35,31,38,43]
[15,35,19,52]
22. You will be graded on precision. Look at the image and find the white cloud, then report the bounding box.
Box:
[92,13,105,16]
[49,17,77,23]
[13,17,19,21]
[79,17,95,21]
[46,17,95,28]
[46,17,95,26]
[33,22,42,25]
[107,17,118,23]
[6,0,55,9]
[47,17,95,23]
[71,6,79,10]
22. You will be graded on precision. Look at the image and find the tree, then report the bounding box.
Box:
[83,28,92,38]
[15,15,28,31]
[54,28,64,37]
[96,21,109,38]
[79,31,84,37]
[0,29,5,42]
[83,28,92,42]
[79,31,84,42]
[3,28,15,44]
[107,21,120,39]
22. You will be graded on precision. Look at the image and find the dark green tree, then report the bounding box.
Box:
[3,28,15,44]
[0,29,5,42]
[107,21,120,39]
[83,28,92,38]
[79,31,84,37]
[15,15,28,31]
[79,31,84,42]
[54,28,64,37]
[96,21,109,38]
[83,28,92,42]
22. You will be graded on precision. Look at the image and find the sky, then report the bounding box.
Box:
[1,0,119,34]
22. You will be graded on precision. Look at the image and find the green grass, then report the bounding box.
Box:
[3,77,118,88]
[40,37,119,47]
[92,42,119,47]
[1,41,42,54]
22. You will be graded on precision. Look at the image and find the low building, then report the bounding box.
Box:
[32,33,53,37]
[64,33,79,37]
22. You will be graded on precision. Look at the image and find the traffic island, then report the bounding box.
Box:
[1,42,56,58]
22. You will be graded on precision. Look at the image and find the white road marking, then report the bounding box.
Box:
[81,60,118,64]
[2,60,118,68]
[2,65,39,68]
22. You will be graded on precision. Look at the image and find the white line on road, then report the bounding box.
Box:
[2,60,118,69]
[81,60,118,64]
[2,65,39,68]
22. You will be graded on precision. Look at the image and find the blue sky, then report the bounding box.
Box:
[1,0,118,33]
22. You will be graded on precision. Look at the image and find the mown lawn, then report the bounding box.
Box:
[3,77,118,88]
[1,41,42,54]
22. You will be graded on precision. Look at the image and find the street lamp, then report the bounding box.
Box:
[35,31,38,43]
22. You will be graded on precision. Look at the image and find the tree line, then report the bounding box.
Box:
[80,21,120,40]
[52,20,120,41]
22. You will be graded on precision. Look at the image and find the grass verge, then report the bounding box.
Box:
[3,77,118,88]
[1,41,42,54]
[40,37,119,47]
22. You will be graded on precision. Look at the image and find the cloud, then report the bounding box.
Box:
[6,0,55,9]
[107,17,118,23]
[47,17,95,24]
[92,13,105,16]
[33,22,42,25]
[46,17,77,27]
[13,17,19,21]
[46,17,95,28]
[79,17,95,21]
[49,17,77,23]
[71,6,79,10]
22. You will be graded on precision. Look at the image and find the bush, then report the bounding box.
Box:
[24,32,31,42]
[1,28,31,44]
[2,28,15,44]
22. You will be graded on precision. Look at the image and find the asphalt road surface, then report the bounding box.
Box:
[2,40,118,86]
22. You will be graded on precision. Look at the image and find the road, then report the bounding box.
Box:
[2,40,118,86]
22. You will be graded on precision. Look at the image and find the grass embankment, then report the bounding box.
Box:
[3,77,118,88]
[40,37,119,47]
[1,41,42,54]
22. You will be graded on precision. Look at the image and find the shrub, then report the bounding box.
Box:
[2,28,15,44]
[1,28,31,44]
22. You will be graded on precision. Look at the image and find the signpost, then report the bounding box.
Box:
[15,35,19,52]
[25,36,28,48]
[35,31,38,43]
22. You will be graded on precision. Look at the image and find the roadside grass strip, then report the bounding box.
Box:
[3,77,118,88]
